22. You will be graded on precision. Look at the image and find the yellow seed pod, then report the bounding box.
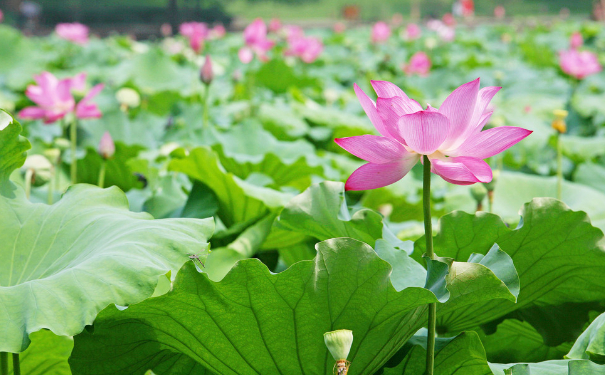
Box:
[552,109,568,134]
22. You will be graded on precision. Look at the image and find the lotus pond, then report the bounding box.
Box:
[2,16,605,375]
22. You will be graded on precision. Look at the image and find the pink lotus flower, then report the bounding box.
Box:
[179,22,208,53]
[442,13,456,26]
[559,49,602,79]
[269,18,282,33]
[285,35,323,63]
[284,25,305,40]
[371,21,391,44]
[55,23,89,45]
[494,5,506,19]
[335,79,532,189]
[405,23,421,40]
[239,18,275,63]
[209,24,226,39]
[570,31,583,49]
[19,72,104,124]
[403,51,431,76]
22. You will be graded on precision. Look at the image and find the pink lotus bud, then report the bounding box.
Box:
[200,55,213,85]
[98,132,115,159]
[160,23,172,37]
[371,21,391,44]
[494,5,506,19]
[442,13,456,26]
[269,18,282,33]
[405,23,421,40]
[570,32,583,49]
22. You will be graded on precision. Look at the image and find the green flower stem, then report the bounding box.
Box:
[98,161,107,188]
[70,116,78,185]
[0,352,7,375]
[24,169,33,200]
[423,155,436,375]
[12,354,19,375]
[556,132,563,200]
[48,165,55,205]
[202,84,210,128]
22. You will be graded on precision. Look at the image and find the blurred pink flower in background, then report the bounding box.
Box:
[55,23,89,45]
[559,49,602,79]
[160,23,172,37]
[371,21,391,43]
[570,31,583,49]
[391,13,404,27]
[284,25,304,40]
[442,13,456,26]
[19,72,103,124]
[209,24,226,39]
[0,9,4,23]
[179,22,208,53]
[494,5,506,19]
[335,79,532,189]
[200,55,213,85]
[438,26,455,41]
[333,22,346,34]
[269,18,282,33]
[405,23,421,40]
[239,18,275,63]
[98,132,115,159]
[285,35,323,63]
[402,51,431,76]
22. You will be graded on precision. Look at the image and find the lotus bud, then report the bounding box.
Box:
[552,109,568,134]
[200,55,213,85]
[485,169,499,192]
[54,138,71,150]
[43,148,61,164]
[116,87,141,110]
[22,154,53,187]
[470,183,487,202]
[324,329,353,374]
[98,132,115,160]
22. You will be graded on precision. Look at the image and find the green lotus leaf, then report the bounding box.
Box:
[567,311,605,363]
[69,237,439,375]
[415,198,605,334]
[169,146,292,229]
[376,331,493,375]
[277,181,385,247]
[0,182,214,352]
[7,330,72,375]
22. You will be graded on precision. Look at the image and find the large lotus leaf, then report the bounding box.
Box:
[555,135,605,164]
[479,319,571,363]
[169,147,292,228]
[444,171,605,231]
[376,331,493,375]
[0,183,214,352]
[415,198,605,333]
[211,121,330,190]
[0,112,30,194]
[277,181,385,247]
[567,311,605,363]
[7,330,72,375]
[70,238,442,375]
[489,360,605,374]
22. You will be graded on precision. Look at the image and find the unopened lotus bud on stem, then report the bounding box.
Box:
[552,109,568,200]
[98,132,115,188]
[324,329,353,375]
[470,183,487,212]
[552,109,568,134]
